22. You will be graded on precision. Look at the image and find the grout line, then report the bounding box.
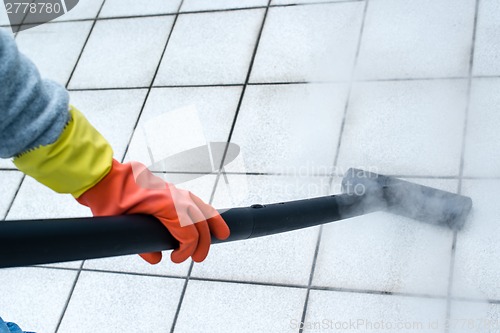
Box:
[303,0,370,329]
[208,0,272,204]
[152,83,244,88]
[169,261,193,333]
[153,169,500,181]
[1,175,25,221]
[445,0,481,330]
[29,263,500,304]
[298,226,323,333]
[66,77,477,91]
[119,1,182,164]
[331,0,369,172]
[53,1,108,330]
[63,0,104,88]
[12,0,36,38]
[17,0,362,26]
[99,2,193,331]
[54,261,85,332]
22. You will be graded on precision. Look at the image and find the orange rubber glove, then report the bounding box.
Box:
[76,159,230,264]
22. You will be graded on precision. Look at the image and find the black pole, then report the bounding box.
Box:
[0,194,362,268]
[0,168,473,268]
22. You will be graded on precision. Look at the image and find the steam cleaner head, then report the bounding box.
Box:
[341,169,472,230]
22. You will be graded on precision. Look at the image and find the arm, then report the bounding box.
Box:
[0,28,69,159]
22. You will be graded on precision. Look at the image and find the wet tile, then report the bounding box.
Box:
[452,180,500,300]
[154,9,264,85]
[251,3,364,82]
[175,280,307,333]
[58,271,184,333]
[449,300,500,333]
[337,80,468,176]
[15,21,93,85]
[273,0,352,3]
[69,16,174,89]
[0,171,23,219]
[181,0,268,11]
[356,0,475,80]
[463,78,500,177]
[125,86,241,172]
[473,0,500,76]
[0,159,16,170]
[0,6,10,26]
[304,290,447,332]
[313,177,457,296]
[55,0,104,21]
[68,89,148,160]
[6,176,91,220]
[99,0,181,18]
[192,174,331,285]
[231,83,348,174]
[0,267,77,333]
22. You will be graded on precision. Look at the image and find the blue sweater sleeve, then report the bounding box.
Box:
[0,28,69,158]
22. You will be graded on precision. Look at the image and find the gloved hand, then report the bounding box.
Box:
[0,317,33,333]
[76,159,230,264]
[14,106,229,264]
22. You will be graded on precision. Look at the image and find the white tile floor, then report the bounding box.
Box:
[1,0,499,332]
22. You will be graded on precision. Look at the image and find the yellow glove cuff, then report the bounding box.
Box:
[13,106,113,198]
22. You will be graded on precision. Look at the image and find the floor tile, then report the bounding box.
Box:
[83,253,190,277]
[473,0,500,76]
[15,21,93,85]
[69,16,174,89]
[0,171,22,220]
[0,6,10,26]
[304,290,447,332]
[0,159,15,170]
[337,80,468,177]
[99,0,181,18]
[6,176,91,220]
[250,3,364,83]
[449,300,500,333]
[181,0,268,11]
[314,177,456,295]
[231,83,348,174]
[192,174,331,285]
[0,267,77,333]
[154,9,264,85]
[273,0,350,4]
[174,280,307,333]
[463,78,500,177]
[452,180,500,300]
[356,0,475,80]
[69,89,147,160]
[125,86,241,172]
[57,271,184,333]
[55,0,104,21]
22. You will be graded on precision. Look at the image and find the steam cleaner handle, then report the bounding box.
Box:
[0,195,352,268]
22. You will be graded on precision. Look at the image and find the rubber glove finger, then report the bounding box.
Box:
[189,193,230,240]
[168,219,199,264]
[206,214,230,240]
[188,206,211,263]
[139,252,162,265]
